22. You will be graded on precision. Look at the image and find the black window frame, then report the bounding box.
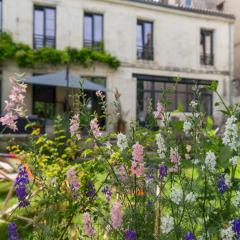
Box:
[32,79,56,119]
[137,20,154,61]
[33,5,56,49]
[135,74,213,124]
[0,0,3,32]
[200,29,214,66]
[83,12,104,50]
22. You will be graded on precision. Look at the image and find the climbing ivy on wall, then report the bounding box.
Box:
[0,32,120,69]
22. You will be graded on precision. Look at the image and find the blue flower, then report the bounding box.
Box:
[86,181,96,198]
[217,175,228,194]
[102,185,112,204]
[124,229,137,240]
[185,231,195,240]
[15,165,30,208]
[159,164,168,180]
[8,222,20,240]
[232,219,240,236]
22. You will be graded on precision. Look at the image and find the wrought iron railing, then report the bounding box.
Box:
[137,46,154,60]
[200,54,214,66]
[33,34,56,49]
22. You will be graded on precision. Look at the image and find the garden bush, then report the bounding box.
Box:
[0,75,239,240]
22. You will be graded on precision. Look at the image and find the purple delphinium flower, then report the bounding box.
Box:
[146,169,154,183]
[124,229,137,240]
[217,175,228,194]
[232,219,240,236]
[66,168,80,198]
[147,200,153,206]
[159,164,168,180]
[8,222,20,240]
[15,165,30,208]
[185,231,195,240]
[86,181,96,198]
[102,185,112,204]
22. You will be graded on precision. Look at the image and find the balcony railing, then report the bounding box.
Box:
[33,34,56,49]
[83,40,104,51]
[200,54,214,66]
[137,46,154,60]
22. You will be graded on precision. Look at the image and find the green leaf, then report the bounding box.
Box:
[219,145,232,168]
[208,81,218,91]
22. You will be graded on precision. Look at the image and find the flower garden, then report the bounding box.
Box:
[0,75,239,240]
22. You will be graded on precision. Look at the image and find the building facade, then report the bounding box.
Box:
[0,0,235,130]
[217,0,240,98]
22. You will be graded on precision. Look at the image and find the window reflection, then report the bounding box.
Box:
[84,13,103,50]
[34,6,56,49]
[137,20,153,60]
[0,0,2,32]
[137,78,213,125]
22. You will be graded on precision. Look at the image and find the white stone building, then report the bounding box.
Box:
[0,0,235,131]
[216,0,240,99]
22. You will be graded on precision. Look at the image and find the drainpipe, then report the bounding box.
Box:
[228,22,233,106]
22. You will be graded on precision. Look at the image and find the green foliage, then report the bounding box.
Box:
[0,32,16,63]
[0,32,120,69]
[66,47,120,69]
[2,82,240,240]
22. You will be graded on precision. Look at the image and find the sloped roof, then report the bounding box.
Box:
[127,0,235,20]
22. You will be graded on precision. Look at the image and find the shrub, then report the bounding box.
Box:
[1,76,240,240]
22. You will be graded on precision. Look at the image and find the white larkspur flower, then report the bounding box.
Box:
[183,121,192,135]
[192,159,200,165]
[224,174,232,188]
[220,226,235,240]
[186,145,192,153]
[117,133,128,151]
[170,187,183,205]
[205,151,216,172]
[155,133,166,159]
[229,156,239,167]
[190,100,198,108]
[105,141,113,154]
[233,191,240,207]
[161,215,174,234]
[222,116,240,151]
[185,192,196,203]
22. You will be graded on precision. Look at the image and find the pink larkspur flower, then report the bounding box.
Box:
[131,143,145,177]
[83,212,95,237]
[131,162,145,177]
[96,90,104,99]
[169,166,179,173]
[169,148,180,173]
[132,143,144,163]
[66,168,80,192]
[154,101,164,119]
[170,148,180,164]
[0,77,27,131]
[111,201,123,229]
[90,117,102,138]
[69,114,81,140]
[0,112,18,131]
[119,165,127,182]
